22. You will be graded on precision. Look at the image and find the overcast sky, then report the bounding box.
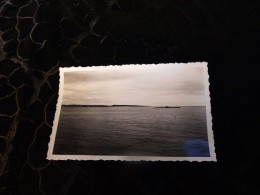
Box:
[62,64,206,106]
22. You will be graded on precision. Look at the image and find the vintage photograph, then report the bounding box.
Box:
[47,63,216,161]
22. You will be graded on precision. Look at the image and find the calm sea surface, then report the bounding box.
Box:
[53,106,210,157]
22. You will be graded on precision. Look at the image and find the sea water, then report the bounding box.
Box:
[53,106,210,157]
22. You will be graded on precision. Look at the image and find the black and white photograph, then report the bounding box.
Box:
[47,63,216,161]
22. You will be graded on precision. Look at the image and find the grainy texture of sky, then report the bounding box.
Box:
[62,64,206,106]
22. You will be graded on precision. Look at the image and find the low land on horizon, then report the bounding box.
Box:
[61,104,185,108]
[62,104,150,107]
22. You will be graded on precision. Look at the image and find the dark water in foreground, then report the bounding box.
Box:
[53,106,210,157]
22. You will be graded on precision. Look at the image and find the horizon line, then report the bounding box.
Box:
[62,104,205,107]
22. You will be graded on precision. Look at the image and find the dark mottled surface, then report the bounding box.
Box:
[0,0,259,194]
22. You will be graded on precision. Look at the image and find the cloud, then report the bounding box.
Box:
[62,65,206,106]
[65,70,144,84]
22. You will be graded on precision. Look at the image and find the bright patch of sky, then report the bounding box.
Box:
[62,64,206,106]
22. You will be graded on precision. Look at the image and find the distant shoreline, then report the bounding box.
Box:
[62,105,150,107]
[155,106,181,108]
[62,105,184,108]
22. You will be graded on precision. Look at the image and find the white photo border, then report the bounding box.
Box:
[47,62,217,162]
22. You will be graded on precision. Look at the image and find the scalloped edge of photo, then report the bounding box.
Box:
[47,62,217,162]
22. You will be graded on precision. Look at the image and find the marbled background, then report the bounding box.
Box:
[0,0,259,194]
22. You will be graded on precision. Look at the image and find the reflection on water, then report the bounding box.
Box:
[53,106,210,157]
